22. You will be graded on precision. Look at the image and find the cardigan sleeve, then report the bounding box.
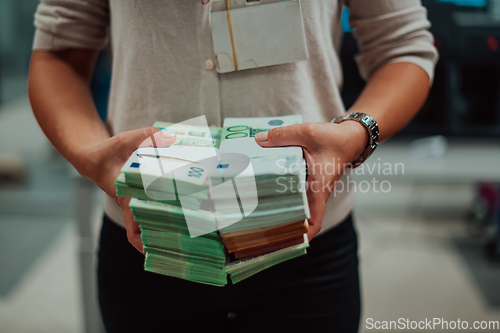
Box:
[343,0,438,83]
[33,0,110,50]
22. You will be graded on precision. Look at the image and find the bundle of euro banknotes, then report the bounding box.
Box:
[115,115,310,286]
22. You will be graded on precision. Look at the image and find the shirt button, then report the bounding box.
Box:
[228,312,236,319]
[205,59,215,71]
[202,0,210,4]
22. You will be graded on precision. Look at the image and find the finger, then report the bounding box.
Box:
[129,235,144,255]
[123,203,145,255]
[155,130,177,147]
[305,186,329,240]
[124,126,160,149]
[139,130,176,148]
[128,230,144,255]
[120,126,174,151]
[254,123,315,148]
[306,198,325,240]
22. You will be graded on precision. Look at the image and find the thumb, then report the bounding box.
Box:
[120,126,176,151]
[138,127,176,148]
[254,123,313,148]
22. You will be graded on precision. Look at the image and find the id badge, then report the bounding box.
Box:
[210,0,308,73]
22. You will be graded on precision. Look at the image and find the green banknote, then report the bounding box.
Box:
[115,115,311,286]
[221,115,302,140]
[154,121,222,148]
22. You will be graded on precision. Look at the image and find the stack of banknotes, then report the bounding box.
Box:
[115,115,310,286]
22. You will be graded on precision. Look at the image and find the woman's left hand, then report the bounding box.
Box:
[255,121,368,240]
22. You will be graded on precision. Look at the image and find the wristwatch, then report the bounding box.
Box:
[331,112,379,168]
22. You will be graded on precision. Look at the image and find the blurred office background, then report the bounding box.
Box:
[0,0,499,332]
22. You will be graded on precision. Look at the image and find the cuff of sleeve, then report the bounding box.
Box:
[384,55,437,86]
[32,28,108,51]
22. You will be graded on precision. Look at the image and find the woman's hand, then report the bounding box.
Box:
[77,127,176,253]
[29,51,179,253]
[255,121,368,240]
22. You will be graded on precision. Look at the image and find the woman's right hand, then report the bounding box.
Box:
[77,126,176,253]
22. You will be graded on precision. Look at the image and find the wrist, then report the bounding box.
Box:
[76,145,120,201]
[73,145,99,180]
[336,120,369,163]
[73,142,114,197]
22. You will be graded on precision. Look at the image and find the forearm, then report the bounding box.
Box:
[347,62,431,142]
[28,50,110,173]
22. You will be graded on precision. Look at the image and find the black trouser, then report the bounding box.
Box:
[98,214,361,333]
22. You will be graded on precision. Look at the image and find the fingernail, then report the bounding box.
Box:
[162,131,175,138]
[255,131,269,141]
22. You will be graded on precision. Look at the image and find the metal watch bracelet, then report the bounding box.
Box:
[331,112,379,168]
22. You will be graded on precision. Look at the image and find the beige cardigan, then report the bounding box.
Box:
[33,0,438,232]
